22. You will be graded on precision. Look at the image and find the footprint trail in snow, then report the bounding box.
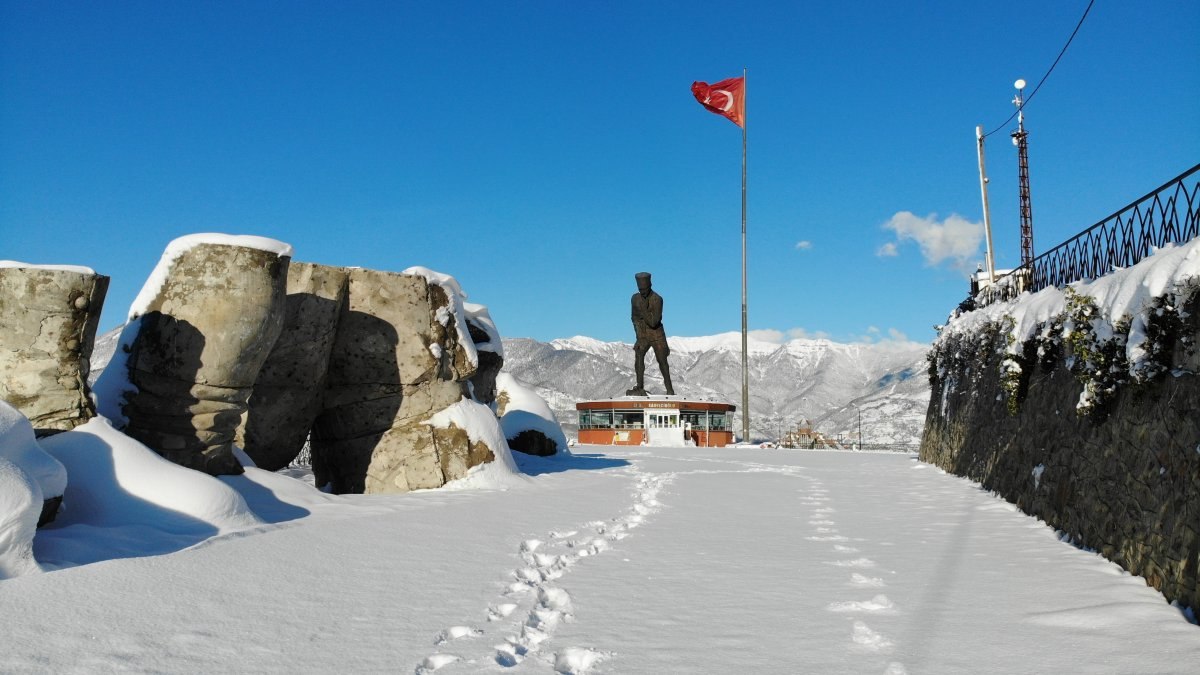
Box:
[798,473,908,673]
[415,469,672,674]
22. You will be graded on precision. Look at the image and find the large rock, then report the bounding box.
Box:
[238,262,348,470]
[0,263,108,433]
[98,236,290,476]
[362,424,494,493]
[236,262,510,493]
[495,372,567,457]
[311,268,477,493]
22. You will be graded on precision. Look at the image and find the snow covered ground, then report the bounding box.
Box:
[3,445,1197,674]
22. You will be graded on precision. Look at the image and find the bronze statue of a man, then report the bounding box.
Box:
[629,272,674,396]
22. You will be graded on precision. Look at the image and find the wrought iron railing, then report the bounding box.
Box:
[975,162,1200,307]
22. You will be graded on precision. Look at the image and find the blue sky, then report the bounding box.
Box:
[3,1,1197,345]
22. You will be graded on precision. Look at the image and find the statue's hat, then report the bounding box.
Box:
[634,272,651,282]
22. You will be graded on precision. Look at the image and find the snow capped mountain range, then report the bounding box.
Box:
[500,332,932,445]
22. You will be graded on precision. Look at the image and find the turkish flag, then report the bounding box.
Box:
[691,77,745,128]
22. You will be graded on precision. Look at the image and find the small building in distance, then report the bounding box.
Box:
[575,396,736,447]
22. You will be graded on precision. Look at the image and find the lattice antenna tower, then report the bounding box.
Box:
[1011,79,1035,267]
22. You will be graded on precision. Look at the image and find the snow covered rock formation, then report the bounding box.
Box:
[0,262,109,433]
[2,232,548,498]
[237,263,513,493]
[94,235,291,476]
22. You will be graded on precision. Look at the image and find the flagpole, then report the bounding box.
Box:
[740,66,749,444]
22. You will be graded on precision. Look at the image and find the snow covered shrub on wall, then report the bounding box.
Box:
[995,315,1029,416]
[1131,280,1198,383]
[1061,287,1131,417]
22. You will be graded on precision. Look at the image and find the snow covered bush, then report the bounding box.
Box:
[1061,287,1130,417]
[995,315,1029,416]
[1128,280,1198,383]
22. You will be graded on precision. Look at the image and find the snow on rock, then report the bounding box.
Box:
[496,373,568,455]
[0,260,96,275]
[128,233,293,322]
[34,418,264,566]
[92,233,294,427]
[464,301,503,357]
[0,457,42,579]
[402,266,479,368]
[90,316,142,426]
[427,398,524,490]
[0,401,67,500]
[91,234,290,476]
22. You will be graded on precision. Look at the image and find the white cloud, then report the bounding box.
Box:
[750,328,832,343]
[852,326,917,347]
[748,329,785,343]
[795,240,813,251]
[754,326,921,347]
[880,211,983,272]
[875,242,898,257]
[787,327,830,340]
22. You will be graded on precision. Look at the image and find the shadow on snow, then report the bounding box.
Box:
[513,451,630,476]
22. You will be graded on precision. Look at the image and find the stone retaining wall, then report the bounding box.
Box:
[921,288,1200,613]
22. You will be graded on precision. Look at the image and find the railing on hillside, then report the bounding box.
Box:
[974,162,1200,307]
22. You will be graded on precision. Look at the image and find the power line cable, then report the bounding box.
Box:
[982,0,1096,138]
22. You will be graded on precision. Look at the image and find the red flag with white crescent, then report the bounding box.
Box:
[691,77,745,128]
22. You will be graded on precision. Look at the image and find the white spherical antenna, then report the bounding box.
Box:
[1014,78,1027,90]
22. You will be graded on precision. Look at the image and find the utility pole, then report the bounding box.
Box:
[1011,79,1035,269]
[976,125,997,283]
[856,406,862,450]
